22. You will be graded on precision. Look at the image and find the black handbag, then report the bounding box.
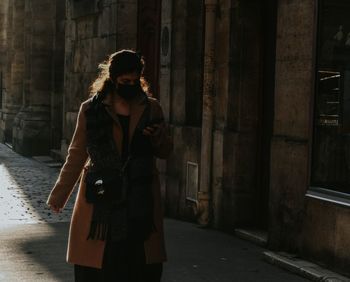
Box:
[84,168,126,205]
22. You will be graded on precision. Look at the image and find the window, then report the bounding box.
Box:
[311,0,350,193]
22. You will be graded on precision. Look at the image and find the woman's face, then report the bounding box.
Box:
[114,71,141,101]
[116,71,140,85]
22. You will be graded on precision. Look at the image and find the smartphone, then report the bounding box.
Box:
[145,117,164,128]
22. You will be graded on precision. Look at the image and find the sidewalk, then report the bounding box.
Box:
[0,219,310,282]
[0,143,309,281]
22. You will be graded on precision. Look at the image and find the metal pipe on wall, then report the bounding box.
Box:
[197,0,217,226]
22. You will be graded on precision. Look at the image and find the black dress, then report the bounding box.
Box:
[74,114,163,282]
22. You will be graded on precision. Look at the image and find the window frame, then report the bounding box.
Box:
[309,0,350,204]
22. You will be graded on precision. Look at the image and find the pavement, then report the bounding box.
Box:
[0,143,312,281]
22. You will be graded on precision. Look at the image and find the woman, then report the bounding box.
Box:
[46,49,173,281]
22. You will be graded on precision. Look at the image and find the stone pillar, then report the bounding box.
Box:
[170,0,186,124]
[0,1,9,102]
[60,0,74,157]
[0,0,23,143]
[198,0,218,226]
[159,0,172,121]
[0,0,9,139]
[12,0,56,156]
[157,0,172,211]
[50,0,65,151]
[268,0,315,252]
[212,0,232,229]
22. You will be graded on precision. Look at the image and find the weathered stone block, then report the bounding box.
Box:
[116,1,137,49]
[269,136,309,251]
[215,65,229,128]
[0,110,17,142]
[90,37,110,69]
[273,0,315,140]
[171,68,186,124]
[159,70,171,121]
[212,129,224,228]
[276,0,314,43]
[30,0,55,18]
[165,125,201,220]
[76,15,98,40]
[98,3,117,38]
[276,31,313,62]
[72,39,92,73]
[334,206,350,274]
[302,198,336,266]
[70,0,101,19]
[274,58,313,139]
[68,73,92,107]
[12,110,51,156]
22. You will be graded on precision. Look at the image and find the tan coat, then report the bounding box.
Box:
[46,92,173,269]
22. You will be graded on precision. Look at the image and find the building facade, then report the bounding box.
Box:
[1,0,350,276]
[0,0,66,155]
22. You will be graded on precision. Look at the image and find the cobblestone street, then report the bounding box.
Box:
[0,144,74,225]
[0,143,310,281]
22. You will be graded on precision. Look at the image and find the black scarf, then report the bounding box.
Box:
[84,91,156,242]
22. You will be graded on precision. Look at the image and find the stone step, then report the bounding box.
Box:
[32,155,63,168]
[234,228,268,247]
[50,149,63,162]
[264,251,350,281]
[4,142,12,149]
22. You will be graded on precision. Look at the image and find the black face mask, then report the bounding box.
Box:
[117,83,140,101]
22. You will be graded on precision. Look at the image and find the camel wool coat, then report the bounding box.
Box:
[46,92,173,269]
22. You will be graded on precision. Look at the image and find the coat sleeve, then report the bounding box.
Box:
[46,101,89,209]
[149,98,173,159]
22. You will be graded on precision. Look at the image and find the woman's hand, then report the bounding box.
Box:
[48,204,62,213]
[142,123,163,137]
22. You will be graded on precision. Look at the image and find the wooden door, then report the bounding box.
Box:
[256,0,277,229]
[137,0,162,98]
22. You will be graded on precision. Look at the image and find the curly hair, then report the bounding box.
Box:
[88,49,151,97]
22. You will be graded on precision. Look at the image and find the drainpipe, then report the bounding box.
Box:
[196,0,217,227]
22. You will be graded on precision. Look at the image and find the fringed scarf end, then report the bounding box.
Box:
[86,221,109,241]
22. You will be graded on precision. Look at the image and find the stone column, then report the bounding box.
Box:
[198,0,217,226]
[50,0,65,152]
[157,0,172,211]
[159,0,172,121]
[269,0,315,251]
[12,0,56,156]
[0,0,9,141]
[0,0,9,99]
[0,0,24,143]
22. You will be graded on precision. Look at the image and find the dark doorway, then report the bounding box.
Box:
[255,0,277,230]
[137,0,162,98]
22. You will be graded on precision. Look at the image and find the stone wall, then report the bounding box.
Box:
[213,0,263,229]
[61,0,138,156]
[0,0,139,157]
[164,0,264,230]
[302,198,350,276]
[0,0,19,143]
[163,0,204,219]
[11,0,63,156]
[0,0,9,105]
[50,1,66,150]
[269,0,315,252]
[0,1,67,155]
